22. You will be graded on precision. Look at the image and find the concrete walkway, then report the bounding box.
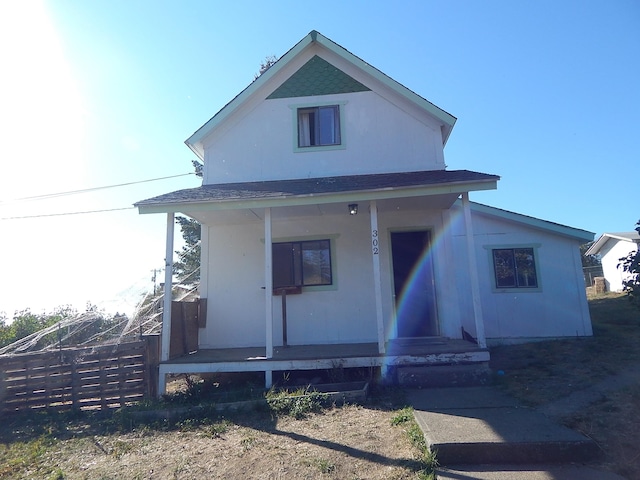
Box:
[407,387,626,480]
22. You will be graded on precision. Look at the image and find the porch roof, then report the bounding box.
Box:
[135,169,499,214]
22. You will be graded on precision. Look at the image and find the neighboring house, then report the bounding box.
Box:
[585,232,640,292]
[136,31,593,393]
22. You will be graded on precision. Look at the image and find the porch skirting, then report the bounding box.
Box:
[157,339,489,394]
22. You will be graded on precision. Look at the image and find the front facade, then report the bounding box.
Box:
[586,232,640,292]
[136,31,593,391]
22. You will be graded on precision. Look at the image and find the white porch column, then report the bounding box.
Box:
[462,193,487,348]
[161,212,175,362]
[264,207,274,360]
[369,201,386,354]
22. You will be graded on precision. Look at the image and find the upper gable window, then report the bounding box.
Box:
[298,106,341,147]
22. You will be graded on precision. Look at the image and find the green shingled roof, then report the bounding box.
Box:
[267,55,370,99]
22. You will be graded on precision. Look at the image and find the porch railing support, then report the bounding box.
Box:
[264,207,273,359]
[370,200,386,354]
[462,193,487,348]
[161,212,175,363]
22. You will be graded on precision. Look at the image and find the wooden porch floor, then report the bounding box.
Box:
[164,338,487,366]
[157,338,489,393]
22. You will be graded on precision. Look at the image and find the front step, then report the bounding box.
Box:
[437,464,625,480]
[397,363,491,388]
[407,387,600,466]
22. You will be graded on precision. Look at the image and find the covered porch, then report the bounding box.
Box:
[135,170,499,394]
[157,338,489,393]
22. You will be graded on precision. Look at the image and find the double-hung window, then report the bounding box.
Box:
[297,106,341,147]
[492,247,538,288]
[273,239,332,288]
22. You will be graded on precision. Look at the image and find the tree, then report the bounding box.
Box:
[254,55,278,80]
[580,241,602,268]
[174,216,201,283]
[191,159,203,178]
[0,306,76,349]
[619,220,640,308]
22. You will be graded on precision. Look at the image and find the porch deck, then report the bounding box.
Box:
[158,338,489,392]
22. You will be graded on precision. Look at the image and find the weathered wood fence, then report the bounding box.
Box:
[0,335,160,414]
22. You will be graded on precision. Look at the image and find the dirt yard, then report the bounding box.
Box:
[1,397,427,480]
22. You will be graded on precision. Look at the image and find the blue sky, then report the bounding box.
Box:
[0,0,638,317]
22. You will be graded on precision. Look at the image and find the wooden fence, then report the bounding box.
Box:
[0,335,160,414]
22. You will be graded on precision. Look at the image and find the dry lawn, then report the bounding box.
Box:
[491,293,640,479]
[0,394,428,480]
[565,383,640,479]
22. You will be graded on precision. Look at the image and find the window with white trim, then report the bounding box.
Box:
[297,106,341,147]
[492,247,538,288]
[273,239,332,288]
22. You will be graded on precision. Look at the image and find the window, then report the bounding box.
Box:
[297,106,340,147]
[492,248,538,288]
[273,239,332,288]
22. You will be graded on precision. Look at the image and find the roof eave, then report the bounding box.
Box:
[466,201,595,242]
[585,233,640,255]
[136,178,497,215]
[184,32,316,158]
[312,31,456,144]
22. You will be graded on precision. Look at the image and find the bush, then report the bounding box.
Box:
[619,220,640,309]
[265,387,329,419]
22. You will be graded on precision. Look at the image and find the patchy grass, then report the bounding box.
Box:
[565,383,640,478]
[0,389,428,479]
[0,434,57,479]
[491,293,640,405]
[490,293,640,479]
[391,407,438,480]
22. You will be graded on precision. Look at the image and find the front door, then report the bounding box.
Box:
[391,230,438,338]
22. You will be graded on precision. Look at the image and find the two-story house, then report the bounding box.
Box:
[136,31,593,394]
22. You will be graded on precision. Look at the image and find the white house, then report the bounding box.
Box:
[136,31,593,392]
[585,231,640,292]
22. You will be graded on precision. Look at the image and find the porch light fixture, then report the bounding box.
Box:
[348,203,358,215]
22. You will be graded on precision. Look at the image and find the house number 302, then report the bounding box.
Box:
[371,229,379,254]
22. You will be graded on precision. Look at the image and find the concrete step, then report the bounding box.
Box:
[407,387,600,466]
[437,464,626,480]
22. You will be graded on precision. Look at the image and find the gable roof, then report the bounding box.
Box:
[585,231,640,256]
[185,30,457,160]
[136,169,498,214]
[463,201,594,242]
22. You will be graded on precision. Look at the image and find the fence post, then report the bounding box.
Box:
[143,335,160,399]
[70,352,79,410]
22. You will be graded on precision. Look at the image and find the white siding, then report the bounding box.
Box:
[199,44,446,185]
[600,239,638,292]
[450,208,593,343]
[201,91,444,184]
[198,205,464,348]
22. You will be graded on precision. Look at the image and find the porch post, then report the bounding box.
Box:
[462,193,487,348]
[369,200,386,354]
[161,212,175,363]
[264,207,273,359]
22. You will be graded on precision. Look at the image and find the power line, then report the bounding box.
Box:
[1,206,136,220]
[0,172,194,205]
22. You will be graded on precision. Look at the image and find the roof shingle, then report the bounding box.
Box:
[135,170,499,208]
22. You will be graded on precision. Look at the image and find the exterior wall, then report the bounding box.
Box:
[450,208,592,342]
[200,212,378,348]
[600,239,638,292]
[198,204,463,348]
[200,45,445,185]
